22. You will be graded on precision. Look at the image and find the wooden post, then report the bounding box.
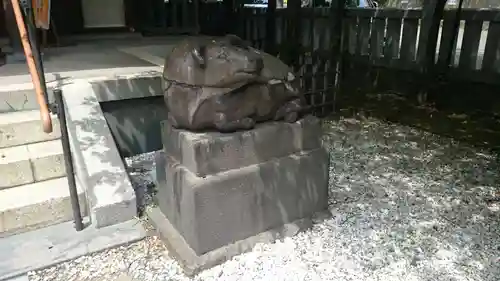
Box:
[223,0,235,35]
[265,0,277,54]
[416,0,447,104]
[441,0,465,69]
[417,0,447,68]
[283,0,301,67]
[329,0,345,112]
[192,0,199,34]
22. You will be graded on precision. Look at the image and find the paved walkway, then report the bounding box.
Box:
[0,220,146,281]
[0,35,198,87]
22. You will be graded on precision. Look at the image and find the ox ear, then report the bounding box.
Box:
[225,34,250,49]
[191,44,206,69]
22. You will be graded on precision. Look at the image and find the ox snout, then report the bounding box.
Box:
[255,57,264,73]
[245,55,263,74]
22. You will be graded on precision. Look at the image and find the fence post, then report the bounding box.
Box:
[265,0,277,55]
[329,0,345,113]
[416,0,447,104]
[283,0,302,67]
[441,0,465,69]
[223,0,235,35]
[193,0,200,34]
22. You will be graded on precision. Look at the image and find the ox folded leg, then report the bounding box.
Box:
[275,99,302,123]
[214,112,255,132]
[168,113,179,128]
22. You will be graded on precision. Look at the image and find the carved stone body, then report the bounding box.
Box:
[163,35,305,132]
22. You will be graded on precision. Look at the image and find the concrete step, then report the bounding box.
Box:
[0,80,54,113]
[0,177,87,237]
[0,140,66,189]
[0,110,60,149]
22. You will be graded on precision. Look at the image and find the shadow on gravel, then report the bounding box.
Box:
[321,106,499,280]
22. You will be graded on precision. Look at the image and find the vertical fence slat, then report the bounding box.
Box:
[345,17,358,54]
[356,17,371,55]
[260,11,267,49]
[482,22,500,72]
[311,12,318,50]
[193,0,200,33]
[276,13,283,46]
[303,14,312,51]
[253,11,261,48]
[285,0,302,68]
[326,0,345,115]
[384,18,402,60]
[171,0,178,30]
[317,16,328,51]
[400,18,419,62]
[238,9,247,39]
[319,12,329,115]
[304,10,314,108]
[370,18,386,60]
[265,0,276,54]
[256,11,262,48]
[248,11,254,45]
[459,20,483,70]
[417,1,446,67]
[437,12,458,67]
[181,0,189,30]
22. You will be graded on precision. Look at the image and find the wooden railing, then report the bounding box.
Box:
[10,0,52,133]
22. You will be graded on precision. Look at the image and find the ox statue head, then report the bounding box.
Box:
[163,35,264,89]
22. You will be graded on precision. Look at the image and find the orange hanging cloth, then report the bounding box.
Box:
[31,0,51,30]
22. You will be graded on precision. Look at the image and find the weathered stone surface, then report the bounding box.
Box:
[161,115,323,177]
[147,205,316,276]
[163,35,263,88]
[155,146,329,256]
[162,35,305,132]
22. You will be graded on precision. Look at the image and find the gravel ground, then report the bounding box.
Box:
[30,117,500,281]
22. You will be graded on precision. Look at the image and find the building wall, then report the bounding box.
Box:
[51,0,85,35]
[0,0,6,38]
[1,0,136,40]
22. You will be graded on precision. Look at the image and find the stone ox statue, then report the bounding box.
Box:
[162,35,305,132]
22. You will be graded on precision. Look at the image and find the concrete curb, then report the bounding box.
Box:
[61,80,137,228]
[89,71,163,102]
[0,67,162,113]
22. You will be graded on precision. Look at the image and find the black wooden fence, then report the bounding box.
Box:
[339,7,500,113]
[233,3,500,117]
[234,5,343,116]
[342,8,500,84]
[140,1,500,119]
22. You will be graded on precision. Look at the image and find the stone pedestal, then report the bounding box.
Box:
[148,115,329,275]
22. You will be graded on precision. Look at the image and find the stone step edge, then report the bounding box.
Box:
[0,139,66,189]
[0,110,61,149]
[0,109,57,126]
[0,177,87,236]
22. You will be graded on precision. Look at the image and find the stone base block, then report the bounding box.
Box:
[161,115,323,177]
[147,206,317,276]
[152,117,330,274]
[155,146,329,256]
